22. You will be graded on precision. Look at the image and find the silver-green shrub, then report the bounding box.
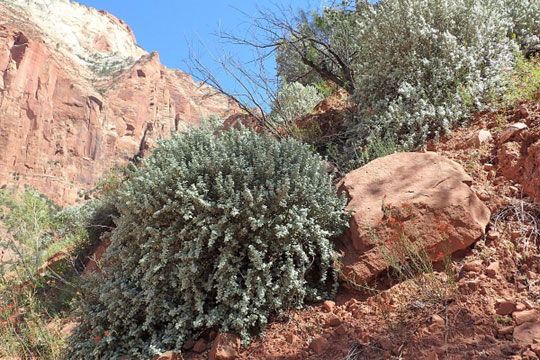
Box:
[270,81,323,126]
[349,0,518,149]
[65,125,348,358]
[503,0,540,54]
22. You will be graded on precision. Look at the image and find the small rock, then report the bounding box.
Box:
[488,170,497,179]
[285,333,299,344]
[509,186,519,194]
[325,315,341,327]
[209,333,241,360]
[483,163,495,171]
[486,261,500,278]
[380,338,393,351]
[431,314,445,327]
[468,130,492,147]
[513,105,529,121]
[153,351,180,360]
[310,336,328,354]
[516,303,527,311]
[514,310,540,325]
[477,191,491,201]
[323,300,335,313]
[182,339,195,350]
[487,231,500,240]
[532,343,540,356]
[193,339,207,353]
[528,271,539,280]
[463,260,483,273]
[511,231,522,240]
[496,300,516,315]
[499,122,528,143]
[336,324,347,336]
[514,322,540,344]
[498,325,514,335]
[522,349,538,359]
[60,321,79,337]
[458,279,481,293]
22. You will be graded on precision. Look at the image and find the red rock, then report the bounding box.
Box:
[193,339,207,353]
[430,314,445,327]
[477,191,491,201]
[496,300,516,315]
[463,260,483,273]
[483,163,495,171]
[514,322,540,343]
[323,300,336,313]
[83,237,111,275]
[486,261,500,277]
[60,321,79,337]
[0,2,238,204]
[182,339,195,350]
[522,349,538,359]
[309,336,328,354]
[497,124,540,205]
[517,304,528,311]
[498,326,514,335]
[379,338,393,351]
[487,231,500,240]
[336,324,347,336]
[325,315,341,327]
[285,333,299,344]
[531,343,540,356]
[499,123,529,143]
[153,351,181,360]
[466,130,492,148]
[337,152,490,282]
[514,310,540,325]
[209,333,241,360]
[513,105,529,121]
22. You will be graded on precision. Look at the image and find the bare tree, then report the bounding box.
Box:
[188,1,364,135]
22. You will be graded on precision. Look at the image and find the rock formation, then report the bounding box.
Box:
[0,0,237,204]
[337,152,491,283]
[497,104,540,205]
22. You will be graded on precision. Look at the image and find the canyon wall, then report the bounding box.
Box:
[0,0,237,203]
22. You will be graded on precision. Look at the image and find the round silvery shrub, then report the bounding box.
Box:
[270,81,324,125]
[349,0,518,149]
[65,125,348,359]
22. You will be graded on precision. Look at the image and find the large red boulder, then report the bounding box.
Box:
[337,152,490,283]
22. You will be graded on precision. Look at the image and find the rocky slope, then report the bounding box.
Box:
[0,0,237,204]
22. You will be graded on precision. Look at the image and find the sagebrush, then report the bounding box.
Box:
[65,125,348,358]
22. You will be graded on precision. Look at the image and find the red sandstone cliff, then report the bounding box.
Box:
[0,0,237,204]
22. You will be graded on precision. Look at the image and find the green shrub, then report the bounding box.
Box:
[503,0,540,54]
[65,125,348,358]
[270,81,323,131]
[349,0,518,149]
[273,0,540,151]
[0,187,60,279]
[494,52,540,109]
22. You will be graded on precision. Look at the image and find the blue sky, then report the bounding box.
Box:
[76,0,322,102]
